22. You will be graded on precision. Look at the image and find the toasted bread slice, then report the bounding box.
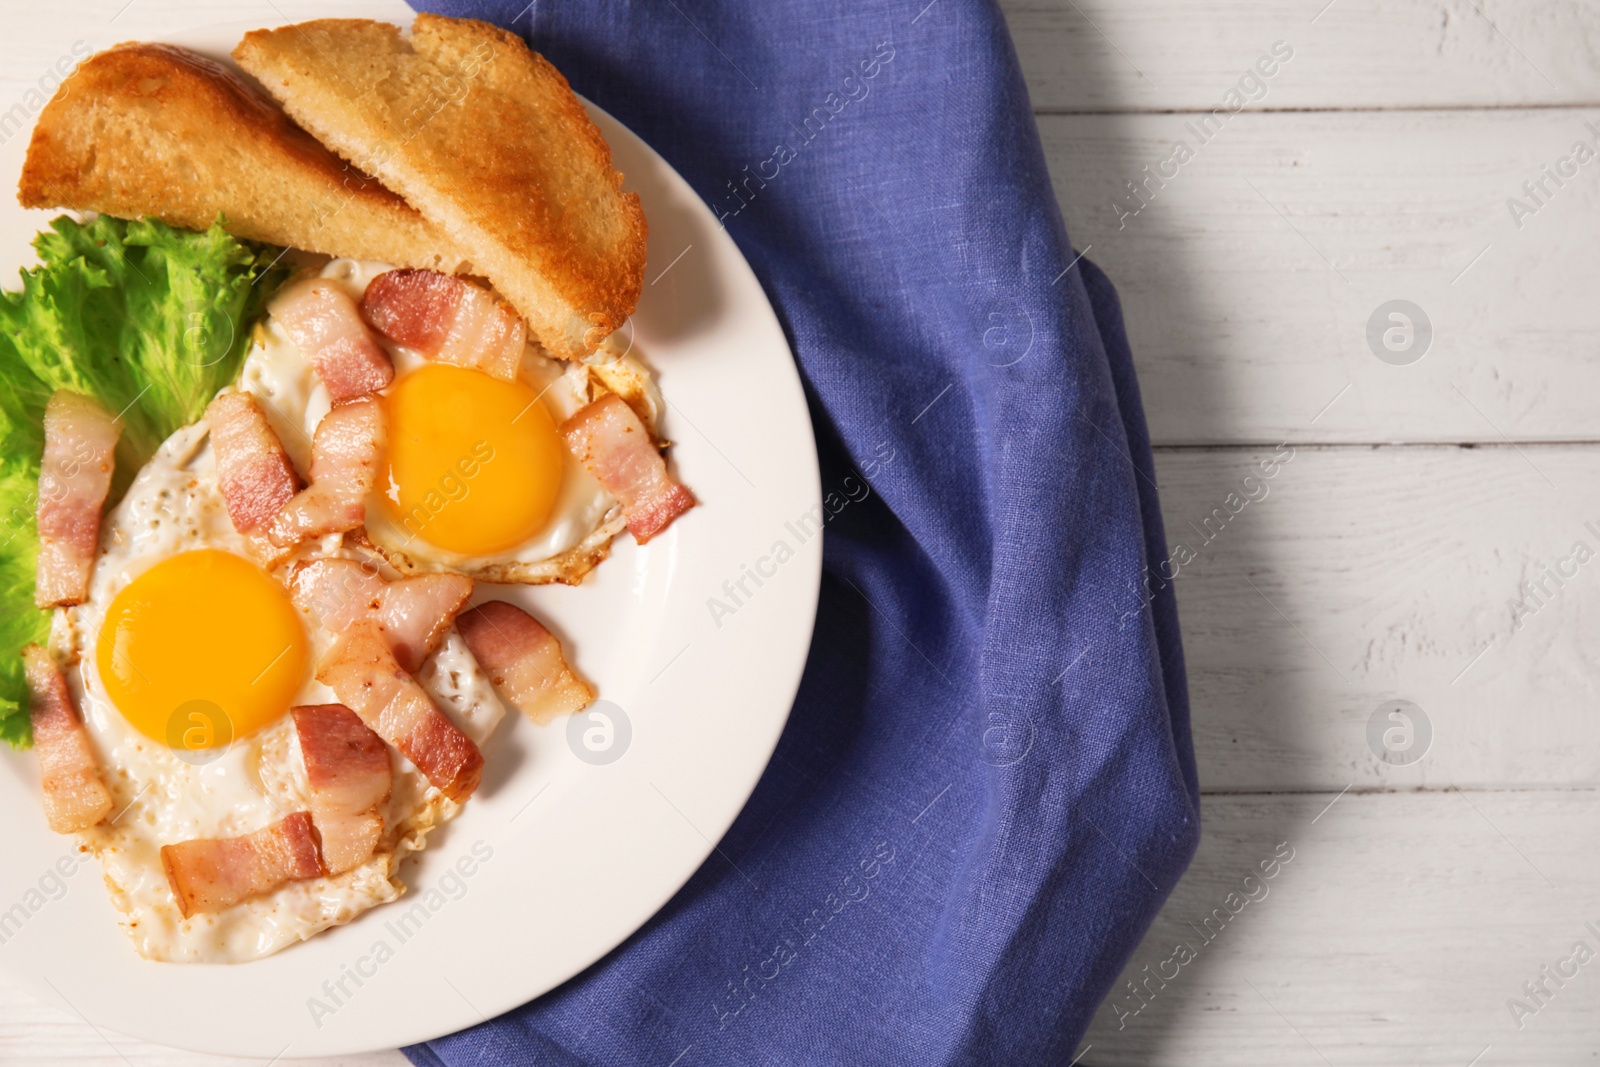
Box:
[18,43,472,273]
[234,16,647,361]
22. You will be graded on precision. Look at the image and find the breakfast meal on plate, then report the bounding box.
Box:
[0,15,694,963]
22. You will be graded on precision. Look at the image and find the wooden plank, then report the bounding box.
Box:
[1157,444,1600,791]
[1080,789,1600,1065]
[1041,108,1600,444]
[1000,0,1600,112]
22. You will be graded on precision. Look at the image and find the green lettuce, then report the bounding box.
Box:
[0,215,288,746]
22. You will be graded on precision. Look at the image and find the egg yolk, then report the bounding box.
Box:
[96,549,308,750]
[380,362,564,555]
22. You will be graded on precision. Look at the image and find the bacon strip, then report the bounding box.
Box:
[270,398,384,547]
[273,278,395,401]
[289,557,386,629]
[456,601,593,725]
[292,704,392,875]
[22,644,112,834]
[206,392,300,534]
[316,620,482,802]
[560,394,695,543]
[161,811,325,918]
[34,391,121,607]
[360,269,526,381]
[290,558,473,673]
[380,572,474,670]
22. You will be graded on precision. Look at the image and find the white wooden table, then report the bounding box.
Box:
[5,1,1599,1063]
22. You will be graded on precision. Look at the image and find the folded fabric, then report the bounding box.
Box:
[405,1,1200,1063]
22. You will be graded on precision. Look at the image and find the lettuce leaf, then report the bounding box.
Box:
[0,215,288,746]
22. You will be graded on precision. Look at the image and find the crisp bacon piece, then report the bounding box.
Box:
[273,277,395,401]
[360,269,526,381]
[160,811,325,918]
[206,392,300,534]
[560,394,695,543]
[316,620,482,802]
[290,558,473,672]
[456,601,593,725]
[23,644,112,834]
[34,390,120,607]
[269,398,384,547]
[292,704,392,875]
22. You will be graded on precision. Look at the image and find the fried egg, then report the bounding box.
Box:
[240,258,663,584]
[41,256,654,963]
[57,422,504,963]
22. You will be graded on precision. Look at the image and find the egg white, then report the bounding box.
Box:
[58,422,505,963]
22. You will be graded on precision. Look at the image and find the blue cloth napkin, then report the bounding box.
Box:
[405,2,1199,1062]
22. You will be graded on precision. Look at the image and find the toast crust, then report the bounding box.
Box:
[234,16,648,361]
[18,43,472,273]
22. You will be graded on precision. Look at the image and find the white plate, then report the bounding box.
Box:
[0,20,819,1058]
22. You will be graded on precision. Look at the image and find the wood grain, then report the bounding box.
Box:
[1000,0,1600,112]
[1042,108,1600,444]
[1158,444,1600,791]
[1079,790,1600,1065]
